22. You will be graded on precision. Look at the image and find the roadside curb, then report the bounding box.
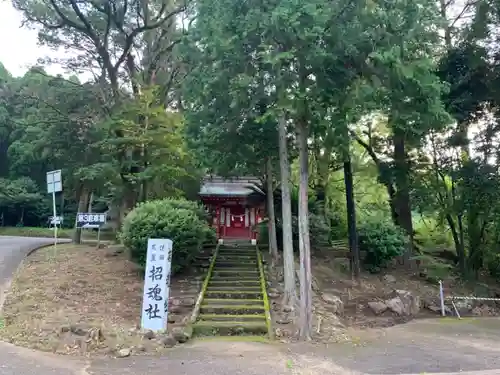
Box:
[25,239,72,258]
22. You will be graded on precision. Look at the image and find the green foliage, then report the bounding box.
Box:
[413,216,454,250]
[120,199,212,274]
[485,252,500,280]
[0,177,47,226]
[275,213,331,252]
[154,198,209,222]
[358,219,407,272]
[412,254,454,283]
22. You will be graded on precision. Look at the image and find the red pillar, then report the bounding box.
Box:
[215,205,220,240]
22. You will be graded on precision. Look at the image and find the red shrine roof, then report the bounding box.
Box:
[199,176,264,197]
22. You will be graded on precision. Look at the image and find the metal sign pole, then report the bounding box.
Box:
[97,227,101,248]
[47,169,62,252]
[52,190,58,250]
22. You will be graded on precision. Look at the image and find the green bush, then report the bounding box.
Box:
[120,199,212,274]
[156,198,210,222]
[358,219,407,272]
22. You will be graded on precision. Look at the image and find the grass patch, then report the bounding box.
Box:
[0,243,156,356]
[0,226,75,238]
[0,226,116,241]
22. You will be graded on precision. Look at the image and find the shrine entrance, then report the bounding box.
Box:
[199,176,266,243]
[221,204,254,239]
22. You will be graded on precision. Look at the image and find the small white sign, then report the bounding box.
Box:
[46,170,62,193]
[140,238,173,331]
[50,216,63,225]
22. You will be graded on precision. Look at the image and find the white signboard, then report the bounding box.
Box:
[140,238,173,331]
[76,213,107,228]
[50,216,63,225]
[46,170,62,193]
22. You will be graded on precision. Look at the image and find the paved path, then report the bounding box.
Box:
[1,319,500,375]
[1,236,500,374]
[0,236,70,310]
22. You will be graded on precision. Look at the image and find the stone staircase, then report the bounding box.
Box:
[192,244,270,337]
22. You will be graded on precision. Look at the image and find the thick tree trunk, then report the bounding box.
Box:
[266,158,279,263]
[393,129,414,265]
[343,155,360,279]
[73,185,91,244]
[296,120,313,341]
[277,112,297,307]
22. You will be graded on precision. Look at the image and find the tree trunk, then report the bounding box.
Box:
[343,155,360,279]
[446,213,466,275]
[296,119,313,341]
[73,185,91,244]
[277,112,297,307]
[393,128,414,265]
[266,158,279,263]
[353,137,400,227]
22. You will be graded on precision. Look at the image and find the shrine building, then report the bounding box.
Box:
[199,176,266,244]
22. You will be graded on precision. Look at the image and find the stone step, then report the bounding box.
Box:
[202,298,262,305]
[193,321,268,336]
[198,314,266,322]
[211,270,259,277]
[216,256,256,262]
[214,261,258,268]
[199,304,266,315]
[218,248,255,253]
[212,267,258,273]
[208,285,262,292]
[218,249,256,254]
[209,276,261,283]
[204,290,262,299]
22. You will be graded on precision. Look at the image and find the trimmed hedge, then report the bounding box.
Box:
[120,199,214,274]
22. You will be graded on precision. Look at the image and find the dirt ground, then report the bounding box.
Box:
[0,244,202,356]
[4,240,500,359]
[264,248,500,343]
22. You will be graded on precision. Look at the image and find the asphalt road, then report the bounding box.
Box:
[1,236,500,375]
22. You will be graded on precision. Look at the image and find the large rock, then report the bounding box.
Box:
[385,290,420,316]
[321,293,344,314]
[116,348,131,358]
[385,297,405,315]
[395,289,420,315]
[383,274,397,283]
[368,301,388,315]
[159,334,177,348]
[141,329,155,340]
[172,326,193,343]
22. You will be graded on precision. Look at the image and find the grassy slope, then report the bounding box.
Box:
[0,226,116,240]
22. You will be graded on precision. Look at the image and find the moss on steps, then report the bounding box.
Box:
[193,244,270,338]
[207,285,262,291]
[208,279,260,285]
[200,305,265,314]
[211,270,259,278]
[198,314,266,322]
[204,290,263,299]
[210,275,260,287]
[214,261,258,268]
[203,298,262,305]
[193,321,268,336]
